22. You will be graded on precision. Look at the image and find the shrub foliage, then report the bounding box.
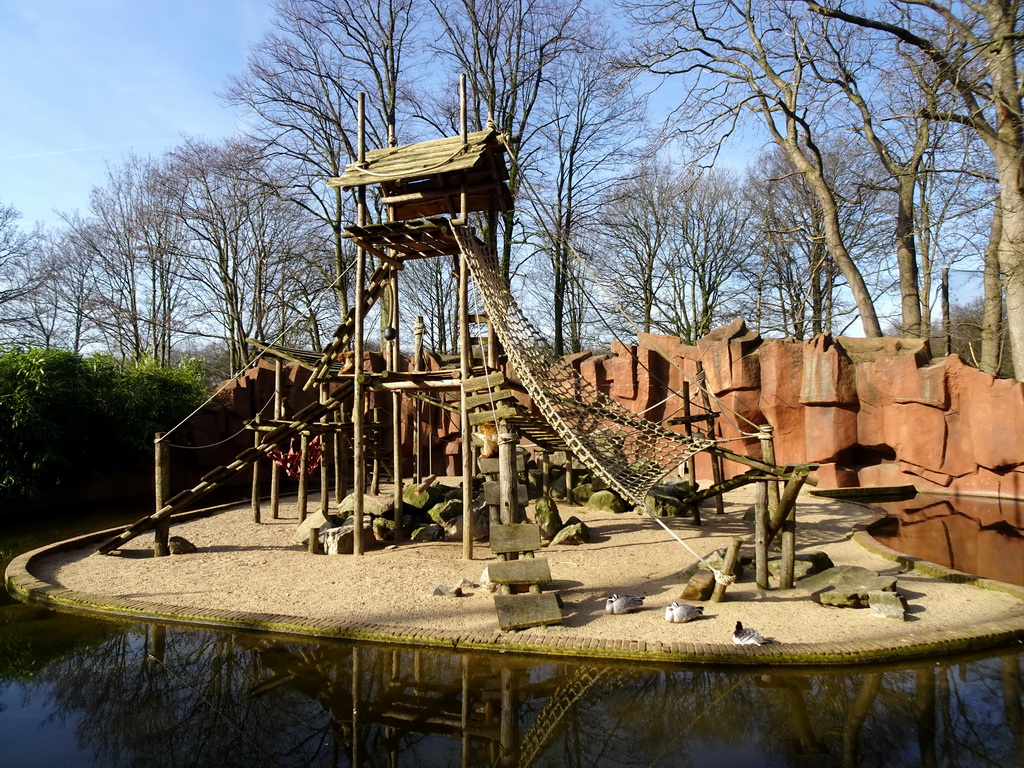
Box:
[0,349,208,498]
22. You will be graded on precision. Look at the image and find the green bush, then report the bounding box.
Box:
[0,349,208,499]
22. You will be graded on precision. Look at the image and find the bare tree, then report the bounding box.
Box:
[163,137,319,373]
[227,0,422,319]
[804,0,1024,377]
[429,0,585,284]
[624,0,884,336]
[62,156,187,363]
[0,202,40,334]
[530,23,647,354]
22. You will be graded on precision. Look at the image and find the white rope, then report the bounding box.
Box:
[641,498,736,586]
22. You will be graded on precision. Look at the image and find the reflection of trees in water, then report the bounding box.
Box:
[21,623,1024,768]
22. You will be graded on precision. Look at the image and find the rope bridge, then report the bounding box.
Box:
[453,224,716,507]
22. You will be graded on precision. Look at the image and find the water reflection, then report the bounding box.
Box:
[4,621,1022,768]
[869,495,1024,586]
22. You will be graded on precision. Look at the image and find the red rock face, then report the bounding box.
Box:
[194,322,1024,499]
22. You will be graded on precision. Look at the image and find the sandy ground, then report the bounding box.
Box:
[30,487,1024,647]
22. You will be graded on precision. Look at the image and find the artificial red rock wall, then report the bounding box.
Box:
[191,318,1024,501]
[577,318,1024,498]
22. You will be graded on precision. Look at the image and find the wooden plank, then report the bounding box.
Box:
[493,594,562,631]
[483,480,528,506]
[478,455,526,475]
[469,404,519,426]
[487,558,551,586]
[461,371,506,392]
[490,523,542,555]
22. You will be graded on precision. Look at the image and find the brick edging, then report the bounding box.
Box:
[7,516,1024,667]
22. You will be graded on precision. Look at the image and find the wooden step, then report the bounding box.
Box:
[490,523,542,556]
[487,557,552,588]
[494,593,562,631]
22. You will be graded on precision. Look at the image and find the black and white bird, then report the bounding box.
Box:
[732,621,771,645]
[605,594,645,614]
[664,602,704,623]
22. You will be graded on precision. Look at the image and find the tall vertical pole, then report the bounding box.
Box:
[270,358,283,520]
[352,92,368,555]
[758,425,780,515]
[413,315,425,485]
[154,433,170,557]
[319,385,330,516]
[459,74,474,560]
[391,278,404,542]
[298,432,309,522]
[251,426,262,523]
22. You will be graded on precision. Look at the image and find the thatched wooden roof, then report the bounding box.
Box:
[328,129,512,220]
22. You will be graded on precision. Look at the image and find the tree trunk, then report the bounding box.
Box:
[982,200,1004,375]
[895,174,923,337]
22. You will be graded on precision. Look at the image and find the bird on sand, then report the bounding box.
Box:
[664,602,704,623]
[732,621,771,645]
[605,594,645,614]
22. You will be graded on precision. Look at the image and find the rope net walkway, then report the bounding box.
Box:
[453,224,716,507]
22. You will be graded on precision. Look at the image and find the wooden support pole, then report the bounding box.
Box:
[251,428,262,523]
[459,237,474,559]
[320,432,330,517]
[297,432,310,522]
[695,361,725,514]
[154,433,170,557]
[755,481,769,590]
[497,423,520,525]
[711,536,744,602]
[271,358,284,520]
[565,456,574,499]
[413,315,425,485]
[334,424,346,504]
[391,280,404,543]
[681,380,698,490]
[540,449,551,498]
[270,459,281,521]
[352,91,368,555]
[775,469,809,589]
[758,425,781,515]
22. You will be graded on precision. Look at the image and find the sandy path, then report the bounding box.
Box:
[30,488,1024,647]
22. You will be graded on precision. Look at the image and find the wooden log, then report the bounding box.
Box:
[711,536,744,603]
[297,433,309,522]
[497,423,522,525]
[758,425,782,515]
[459,229,474,560]
[461,371,506,392]
[153,433,170,558]
[755,482,769,590]
[696,360,726,515]
[251,429,262,524]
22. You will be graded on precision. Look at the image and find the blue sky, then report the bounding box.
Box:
[0,1,273,229]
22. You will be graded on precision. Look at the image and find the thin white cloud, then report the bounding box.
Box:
[0,140,176,162]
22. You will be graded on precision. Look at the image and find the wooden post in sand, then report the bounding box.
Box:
[251,426,262,524]
[154,433,170,558]
[754,481,769,589]
[711,536,744,602]
[758,425,780,515]
[297,432,310,522]
[270,358,283,520]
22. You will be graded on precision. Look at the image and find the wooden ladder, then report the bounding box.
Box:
[489,523,562,631]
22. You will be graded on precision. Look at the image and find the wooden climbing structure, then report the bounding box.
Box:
[98,77,817,619]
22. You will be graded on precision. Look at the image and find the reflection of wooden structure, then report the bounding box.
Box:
[248,642,623,768]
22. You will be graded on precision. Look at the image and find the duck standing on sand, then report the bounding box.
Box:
[732,621,771,645]
[605,594,645,614]
[664,602,704,623]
